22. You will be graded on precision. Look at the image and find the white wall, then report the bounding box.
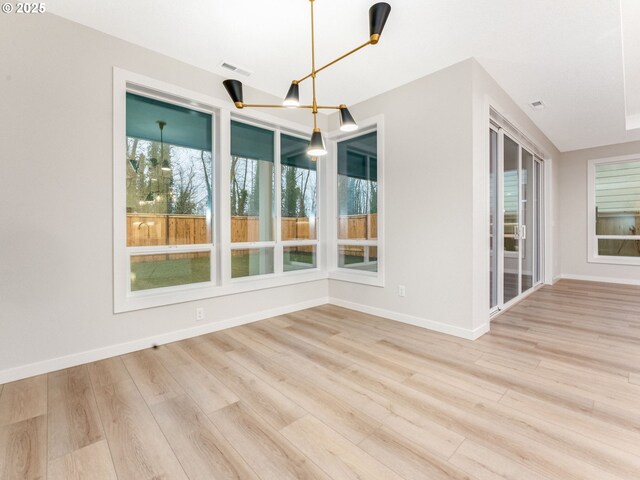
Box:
[0,13,329,382]
[470,60,562,324]
[327,60,480,337]
[326,59,562,337]
[559,141,640,284]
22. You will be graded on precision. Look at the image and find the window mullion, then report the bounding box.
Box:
[219,108,232,284]
[274,129,284,274]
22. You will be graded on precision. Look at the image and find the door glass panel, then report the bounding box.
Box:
[534,159,542,283]
[489,129,498,309]
[521,149,534,292]
[503,136,519,303]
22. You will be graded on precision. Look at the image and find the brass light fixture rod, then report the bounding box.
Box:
[296,39,373,84]
[240,103,342,110]
[310,0,318,129]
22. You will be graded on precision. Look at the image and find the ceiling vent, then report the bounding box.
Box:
[529,100,545,111]
[220,62,252,77]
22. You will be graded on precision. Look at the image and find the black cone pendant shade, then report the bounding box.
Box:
[283,82,300,107]
[223,79,244,107]
[307,128,327,156]
[339,106,358,132]
[369,3,391,43]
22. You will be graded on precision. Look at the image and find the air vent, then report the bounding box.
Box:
[529,100,545,111]
[220,62,252,77]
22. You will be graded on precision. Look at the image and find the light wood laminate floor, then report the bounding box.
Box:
[1,279,640,479]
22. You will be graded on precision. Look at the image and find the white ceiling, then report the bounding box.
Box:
[48,0,640,152]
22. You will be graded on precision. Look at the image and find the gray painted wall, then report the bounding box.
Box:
[0,13,328,377]
[559,141,640,283]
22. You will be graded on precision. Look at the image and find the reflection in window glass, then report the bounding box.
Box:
[338,245,378,272]
[126,93,213,247]
[130,252,211,291]
[598,239,640,257]
[230,121,275,243]
[337,131,377,240]
[595,160,640,258]
[281,134,317,241]
[231,248,274,278]
[284,246,317,272]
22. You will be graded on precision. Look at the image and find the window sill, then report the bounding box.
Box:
[115,269,327,313]
[328,269,384,287]
[588,256,640,267]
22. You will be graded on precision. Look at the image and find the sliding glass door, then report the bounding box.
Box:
[490,127,544,312]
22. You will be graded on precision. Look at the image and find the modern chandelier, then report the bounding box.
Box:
[222,0,391,157]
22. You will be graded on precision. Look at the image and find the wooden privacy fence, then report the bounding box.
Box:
[338,214,377,241]
[127,213,377,256]
[127,214,210,246]
[127,214,319,245]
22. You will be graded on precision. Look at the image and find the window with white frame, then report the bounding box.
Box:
[336,130,379,273]
[125,93,214,291]
[229,120,320,279]
[114,71,326,312]
[588,156,640,265]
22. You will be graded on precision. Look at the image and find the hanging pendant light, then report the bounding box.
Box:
[307,128,327,156]
[369,2,392,44]
[283,81,300,107]
[339,105,358,132]
[222,1,391,157]
[223,79,244,108]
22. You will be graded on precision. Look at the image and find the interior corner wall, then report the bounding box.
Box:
[559,141,640,284]
[0,13,329,382]
[327,59,479,337]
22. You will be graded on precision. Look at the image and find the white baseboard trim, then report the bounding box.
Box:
[551,275,562,285]
[328,297,489,340]
[0,297,329,385]
[558,273,640,286]
[1,295,496,384]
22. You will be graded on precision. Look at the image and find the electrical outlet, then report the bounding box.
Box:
[398,285,406,297]
[196,307,205,321]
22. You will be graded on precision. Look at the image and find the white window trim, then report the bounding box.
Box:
[587,154,640,266]
[326,114,385,287]
[113,68,326,313]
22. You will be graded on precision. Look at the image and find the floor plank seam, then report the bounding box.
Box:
[86,364,121,480]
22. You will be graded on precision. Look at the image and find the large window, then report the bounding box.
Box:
[114,70,329,311]
[230,122,319,278]
[125,93,213,291]
[588,156,640,265]
[337,130,378,273]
